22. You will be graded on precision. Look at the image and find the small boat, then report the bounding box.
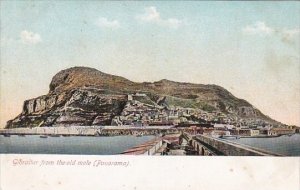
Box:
[220,135,240,139]
[3,134,10,137]
[40,135,48,138]
[49,134,60,137]
[18,134,26,137]
[136,134,143,137]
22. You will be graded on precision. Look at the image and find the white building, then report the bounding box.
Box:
[213,123,235,130]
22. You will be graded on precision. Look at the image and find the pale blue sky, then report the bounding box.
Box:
[1,1,300,127]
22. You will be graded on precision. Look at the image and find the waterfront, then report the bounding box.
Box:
[228,134,300,156]
[1,133,300,156]
[0,135,155,155]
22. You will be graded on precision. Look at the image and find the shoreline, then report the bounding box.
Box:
[0,126,179,137]
[1,126,297,138]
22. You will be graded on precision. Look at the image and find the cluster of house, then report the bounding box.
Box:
[109,94,299,137]
[111,95,199,126]
[195,109,271,129]
[184,123,298,137]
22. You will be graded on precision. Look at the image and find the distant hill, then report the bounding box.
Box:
[6,66,281,128]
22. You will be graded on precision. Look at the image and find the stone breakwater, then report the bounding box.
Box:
[0,126,191,136]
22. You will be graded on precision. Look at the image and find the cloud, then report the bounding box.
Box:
[136,6,182,29]
[243,22,299,45]
[96,17,120,29]
[242,21,274,35]
[20,30,42,44]
[138,6,160,22]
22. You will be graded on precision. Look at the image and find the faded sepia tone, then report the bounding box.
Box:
[1,1,300,190]
[0,1,299,157]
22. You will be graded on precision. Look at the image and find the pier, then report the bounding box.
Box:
[179,132,282,156]
[120,132,283,156]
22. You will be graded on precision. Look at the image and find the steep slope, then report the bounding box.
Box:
[49,67,135,93]
[6,66,280,128]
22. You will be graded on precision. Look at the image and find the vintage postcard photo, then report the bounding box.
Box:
[0,1,299,190]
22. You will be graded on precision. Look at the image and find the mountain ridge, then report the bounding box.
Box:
[6,66,282,128]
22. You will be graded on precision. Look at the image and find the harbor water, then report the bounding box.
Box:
[0,135,155,155]
[228,134,300,156]
[1,134,300,156]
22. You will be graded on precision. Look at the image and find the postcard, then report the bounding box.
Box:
[0,1,299,190]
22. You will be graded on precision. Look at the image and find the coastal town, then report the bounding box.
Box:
[1,69,299,156]
[2,93,299,138]
[109,93,299,138]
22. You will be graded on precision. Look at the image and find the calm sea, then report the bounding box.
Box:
[229,134,300,156]
[0,135,155,155]
[1,134,299,156]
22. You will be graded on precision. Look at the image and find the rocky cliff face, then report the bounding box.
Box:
[6,66,279,128]
[7,88,127,128]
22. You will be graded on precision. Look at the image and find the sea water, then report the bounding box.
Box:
[0,135,155,155]
[229,134,300,156]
